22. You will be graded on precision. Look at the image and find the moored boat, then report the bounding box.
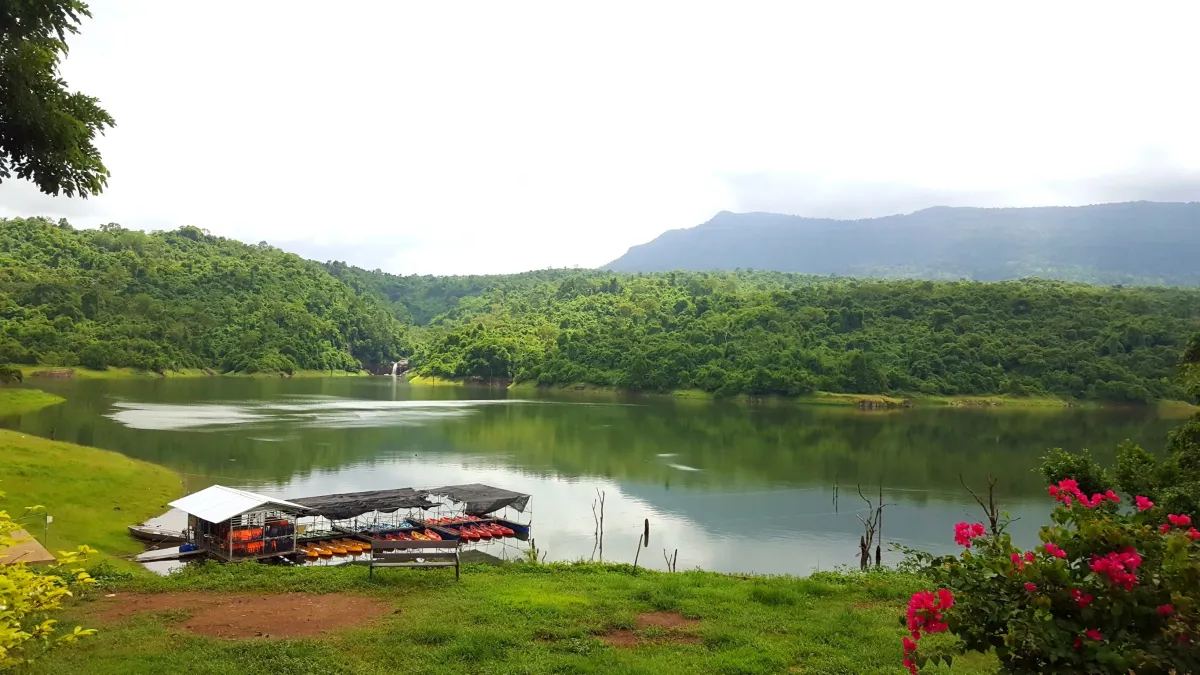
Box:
[128,525,188,544]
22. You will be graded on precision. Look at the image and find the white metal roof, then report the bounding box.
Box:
[169,485,311,523]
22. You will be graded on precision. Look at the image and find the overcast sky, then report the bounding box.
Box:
[2,1,1198,274]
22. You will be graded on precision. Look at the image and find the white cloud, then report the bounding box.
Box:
[2,1,1198,273]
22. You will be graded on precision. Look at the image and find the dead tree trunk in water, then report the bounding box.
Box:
[856,483,891,570]
[960,473,1001,535]
[591,489,606,562]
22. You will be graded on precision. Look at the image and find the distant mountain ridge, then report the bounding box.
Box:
[605,202,1200,285]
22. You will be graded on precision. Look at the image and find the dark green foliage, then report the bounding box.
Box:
[0,363,21,384]
[400,270,1200,400]
[0,218,407,373]
[1039,448,1112,496]
[607,204,1200,286]
[0,1,115,196]
[324,263,587,325]
[1039,418,1200,515]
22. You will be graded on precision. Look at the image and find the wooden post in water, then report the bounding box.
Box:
[633,519,649,572]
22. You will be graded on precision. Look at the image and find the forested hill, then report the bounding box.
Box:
[605,202,1200,285]
[0,217,406,373]
[407,271,1200,403]
[324,263,585,325]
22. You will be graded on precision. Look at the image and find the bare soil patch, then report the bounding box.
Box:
[600,629,640,648]
[98,592,392,639]
[601,612,701,648]
[636,611,699,630]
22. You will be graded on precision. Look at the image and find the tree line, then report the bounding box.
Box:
[393,270,1200,402]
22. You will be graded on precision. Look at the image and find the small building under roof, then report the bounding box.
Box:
[169,485,313,561]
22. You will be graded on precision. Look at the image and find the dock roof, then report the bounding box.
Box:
[169,485,312,523]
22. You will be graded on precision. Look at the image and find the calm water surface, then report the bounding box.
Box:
[1,377,1181,574]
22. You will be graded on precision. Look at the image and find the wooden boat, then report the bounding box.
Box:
[128,525,188,544]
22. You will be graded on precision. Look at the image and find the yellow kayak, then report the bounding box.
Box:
[335,539,364,554]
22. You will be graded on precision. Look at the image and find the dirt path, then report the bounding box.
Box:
[98,592,393,639]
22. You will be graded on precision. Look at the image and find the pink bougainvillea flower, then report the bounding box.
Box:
[1024,582,1037,592]
[1187,528,1200,541]
[1024,551,1036,563]
[1071,589,1094,608]
[1049,478,1119,509]
[1168,513,1192,527]
[953,522,986,547]
[1044,542,1067,559]
[1086,629,1103,641]
[1161,523,1172,534]
[1073,636,1083,650]
[1089,549,1142,590]
[1158,604,1174,615]
[1135,495,1155,511]
[902,589,955,670]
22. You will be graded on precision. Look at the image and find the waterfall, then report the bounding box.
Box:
[391,361,399,376]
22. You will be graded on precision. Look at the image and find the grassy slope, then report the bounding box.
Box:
[34,563,997,675]
[0,429,181,558]
[0,387,66,414]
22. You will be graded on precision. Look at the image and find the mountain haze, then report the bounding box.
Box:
[605,202,1200,285]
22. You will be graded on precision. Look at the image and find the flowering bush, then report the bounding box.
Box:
[901,483,1200,673]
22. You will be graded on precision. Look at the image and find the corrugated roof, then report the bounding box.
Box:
[169,485,311,523]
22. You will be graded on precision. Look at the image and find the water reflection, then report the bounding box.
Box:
[1,377,1178,574]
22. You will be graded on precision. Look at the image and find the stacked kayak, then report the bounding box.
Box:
[297,538,372,558]
[443,522,514,541]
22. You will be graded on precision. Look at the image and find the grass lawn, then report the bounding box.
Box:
[30,562,998,675]
[0,387,65,414]
[0,429,181,559]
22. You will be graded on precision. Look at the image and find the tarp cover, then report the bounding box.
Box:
[428,483,531,515]
[289,488,440,521]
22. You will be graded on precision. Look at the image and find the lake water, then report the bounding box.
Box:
[1,377,1182,575]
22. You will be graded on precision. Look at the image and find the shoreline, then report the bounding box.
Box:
[16,365,372,380]
[411,375,1194,411]
[0,387,66,414]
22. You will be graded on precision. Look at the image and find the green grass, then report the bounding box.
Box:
[408,374,470,387]
[911,394,1074,408]
[30,562,998,675]
[0,387,65,414]
[0,429,181,559]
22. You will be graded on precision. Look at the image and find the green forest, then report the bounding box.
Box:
[4,217,1200,402]
[0,217,406,373]
[391,271,1200,402]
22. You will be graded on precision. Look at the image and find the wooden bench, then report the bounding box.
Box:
[368,538,460,580]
